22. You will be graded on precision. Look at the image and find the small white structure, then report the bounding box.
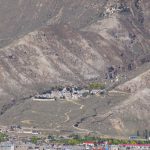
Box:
[51,91,63,99]
[90,89,100,95]
[32,130,39,135]
[78,89,89,95]
[72,93,82,100]
[110,145,119,150]
[32,98,55,102]
[83,142,95,149]
[22,129,32,134]
[0,142,15,150]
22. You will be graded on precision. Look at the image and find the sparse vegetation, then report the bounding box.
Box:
[59,135,150,145]
[0,132,7,142]
[31,136,40,144]
[0,0,149,140]
[89,83,105,90]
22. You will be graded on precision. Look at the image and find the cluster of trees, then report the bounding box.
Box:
[31,136,41,144]
[54,134,150,145]
[58,135,94,145]
[105,139,150,145]
[89,83,105,90]
[0,132,7,142]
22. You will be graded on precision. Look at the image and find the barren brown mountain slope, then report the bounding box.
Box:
[0,0,149,136]
[0,0,109,47]
[0,0,149,96]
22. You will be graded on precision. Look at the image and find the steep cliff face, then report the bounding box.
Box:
[0,0,149,136]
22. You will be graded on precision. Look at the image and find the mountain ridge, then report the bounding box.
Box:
[0,0,149,137]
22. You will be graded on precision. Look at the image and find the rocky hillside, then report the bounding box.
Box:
[0,0,149,91]
[0,0,110,47]
[0,0,149,136]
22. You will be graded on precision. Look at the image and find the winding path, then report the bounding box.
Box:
[65,99,93,133]
[64,110,72,123]
[66,99,84,110]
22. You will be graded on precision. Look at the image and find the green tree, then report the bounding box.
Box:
[67,139,80,145]
[31,136,39,144]
[89,83,105,90]
[130,140,137,144]
[0,132,7,142]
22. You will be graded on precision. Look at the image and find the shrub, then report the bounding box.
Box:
[89,83,105,90]
[31,136,40,144]
[0,132,7,142]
